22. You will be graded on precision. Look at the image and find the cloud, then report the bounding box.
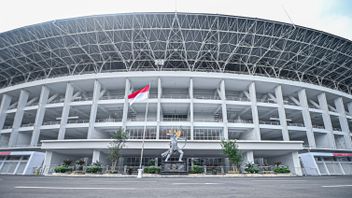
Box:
[0,0,351,40]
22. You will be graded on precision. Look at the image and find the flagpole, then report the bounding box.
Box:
[137,83,150,178]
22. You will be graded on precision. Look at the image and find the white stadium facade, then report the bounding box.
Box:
[0,12,352,176]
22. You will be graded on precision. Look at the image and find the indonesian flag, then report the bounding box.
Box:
[128,84,150,105]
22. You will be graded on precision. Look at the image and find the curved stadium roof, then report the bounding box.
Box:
[0,12,351,93]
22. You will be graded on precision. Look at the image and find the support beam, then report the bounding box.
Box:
[0,94,11,131]
[156,78,161,139]
[189,78,194,140]
[88,80,101,139]
[58,83,74,140]
[334,97,352,149]
[298,89,316,148]
[9,90,29,146]
[275,85,289,141]
[122,79,131,130]
[249,82,260,140]
[220,80,228,139]
[318,93,336,149]
[31,86,50,146]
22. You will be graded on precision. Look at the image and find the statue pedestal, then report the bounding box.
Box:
[161,161,188,175]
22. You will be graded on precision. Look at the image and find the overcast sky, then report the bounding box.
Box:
[1,0,352,40]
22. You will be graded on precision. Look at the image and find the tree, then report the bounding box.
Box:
[221,139,242,173]
[108,128,128,173]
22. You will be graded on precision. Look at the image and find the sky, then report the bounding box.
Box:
[1,0,352,40]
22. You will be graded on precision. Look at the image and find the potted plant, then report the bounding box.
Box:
[244,163,259,174]
[86,161,103,174]
[75,159,85,171]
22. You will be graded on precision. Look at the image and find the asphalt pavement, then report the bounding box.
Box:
[0,175,351,198]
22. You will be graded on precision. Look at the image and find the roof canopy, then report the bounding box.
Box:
[0,12,351,93]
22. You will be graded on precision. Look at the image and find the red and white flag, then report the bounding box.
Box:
[128,84,150,105]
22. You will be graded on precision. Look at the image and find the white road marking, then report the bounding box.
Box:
[322,185,352,188]
[253,180,307,182]
[172,183,220,185]
[15,186,136,190]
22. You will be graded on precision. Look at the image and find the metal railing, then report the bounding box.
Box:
[100,95,125,100]
[312,125,325,129]
[21,123,34,127]
[161,94,189,99]
[42,121,61,125]
[259,121,280,125]
[162,117,189,122]
[228,119,253,123]
[96,118,122,123]
[225,95,250,101]
[72,96,93,102]
[193,118,223,122]
[67,119,89,124]
[193,95,220,100]
[257,98,276,103]
[287,122,305,127]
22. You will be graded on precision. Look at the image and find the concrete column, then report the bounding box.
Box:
[220,80,228,140]
[43,151,53,175]
[318,93,336,149]
[275,85,290,141]
[92,150,101,163]
[156,78,161,139]
[31,86,50,146]
[291,152,303,176]
[58,83,74,140]
[189,78,194,140]
[9,90,29,146]
[249,82,260,140]
[243,151,254,164]
[122,79,131,130]
[334,97,352,149]
[88,80,101,139]
[298,89,316,148]
[347,103,352,116]
[224,158,230,170]
[0,94,11,130]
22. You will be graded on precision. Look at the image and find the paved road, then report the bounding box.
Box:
[0,175,351,198]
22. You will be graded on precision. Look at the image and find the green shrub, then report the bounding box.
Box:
[191,165,204,174]
[54,165,72,173]
[244,163,259,174]
[86,165,103,173]
[273,166,290,173]
[144,166,160,174]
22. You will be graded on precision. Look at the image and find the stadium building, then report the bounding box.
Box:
[0,12,351,176]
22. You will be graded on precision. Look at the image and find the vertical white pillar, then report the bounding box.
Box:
[88,80,101,139]
[220,80,228,139]
[0,94,11,130]
[243,151,254,164]
[347,103,352,116]
[9,90,29,146]
[31,86,50,146]
[189,78,194,140]
[43,151,53,175]
[318,93,336,149]
[298,89,316,148]
[58,83,74,140]
[334,97,352,149]
[92,150,101,163]
[292,151,303,176]
[122,79,130,130]
[156,78,161,139]
[249,82,260,140]
[275,85,289,141]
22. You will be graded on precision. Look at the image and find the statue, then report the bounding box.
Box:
[161,129,186,162]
